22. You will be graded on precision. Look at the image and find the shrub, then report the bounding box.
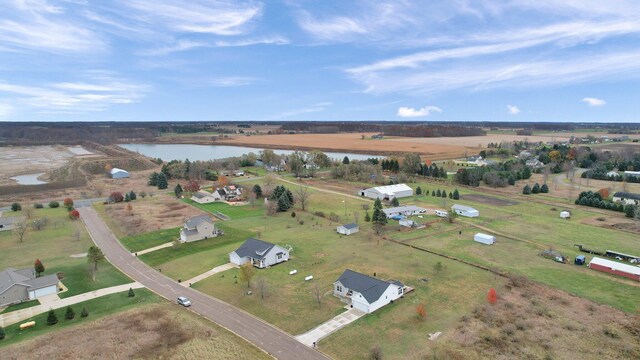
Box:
[540,184,549,193]
[65,306,75,320]
[291,211,296,218]
[128,287,135,297]
[11,202,21,212]
[69,209,80,220]
[314,211,325,218]
[80,307,89,317]
[49,201,60,208]
[522,185,531,195]
[487,288,498,304]
[47,309,58,325]
[109,192,124,203]
[369,346,383,360]
[531,183,540,194]
[33,203,43,209]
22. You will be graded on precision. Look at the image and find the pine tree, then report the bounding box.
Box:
[174,184,183,198]
[343,156,350,164]
[80,307,89,317]
[416,186,422,195]
[449,192,453,199]
[157,172,168,189]
[253,184,262,198]
[128,287,135,297]
[277,194,291,212]
[431,190,436,196]
[436,189,441,197]
[148,172,159,186]
[65,306,75,320]
[47,309,58,325]
[532,183,541,194]
[391,197,399,207]
[452,189,460,200]
[124,193,131,202]
[523,184,532,195]
[441,190,447,198]
[508,174,516,185]
[0,326,5,340]
[540,184,549,193]
[364,211,371,222]
[129,191,137,201]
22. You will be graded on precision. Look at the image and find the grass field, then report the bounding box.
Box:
[183,199,264,219]
[1,300,39,314]
[120,227,180,252]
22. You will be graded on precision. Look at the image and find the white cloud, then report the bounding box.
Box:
[397,106,442,118]
[506,105,521,115]
[582,97,606,106]
[267,102,332,120]
[297,14,367,40]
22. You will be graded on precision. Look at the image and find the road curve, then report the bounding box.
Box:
[78,207,330,360]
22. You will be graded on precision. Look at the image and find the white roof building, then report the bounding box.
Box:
[452,204,479,217]
[110,168,129,179]
[360,184,413,200]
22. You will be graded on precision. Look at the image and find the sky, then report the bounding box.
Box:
[0,0,639,123]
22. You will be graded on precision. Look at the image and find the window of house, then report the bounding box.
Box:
[277,253,282,259]
[398,287,403,295]
[336,285,342,292]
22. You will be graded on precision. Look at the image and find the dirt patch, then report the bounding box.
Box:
[102,194,206,236]
[0,304,269,359]
[582,216,640,234]
[434,277,640,359]
[0,146,78,185]
[462,194,519,206]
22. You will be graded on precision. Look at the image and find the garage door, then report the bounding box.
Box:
[28,285,57,299]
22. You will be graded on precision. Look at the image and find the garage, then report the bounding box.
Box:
[28,284,58,299]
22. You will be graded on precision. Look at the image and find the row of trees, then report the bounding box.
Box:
[574,191,638,217]
[455,161,532,187]
[522,183,549,195]
[148,172,168,189]
[416,187,460,200]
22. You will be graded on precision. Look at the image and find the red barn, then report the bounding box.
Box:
[588,257,640,282]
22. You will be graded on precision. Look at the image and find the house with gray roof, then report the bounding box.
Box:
[333,269,404,314]
[337,223,359,235]
[612,192,640,206]
[0,268,60,306]
[382,205,427,219]
[179,215,220,243]
[0,216,24,232]
[229,238,289,269]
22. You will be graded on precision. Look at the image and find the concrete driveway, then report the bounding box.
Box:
[296,307,366,347]
[182,263,237,286]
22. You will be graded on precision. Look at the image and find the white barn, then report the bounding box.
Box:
[474,233,495,245]
[229,238,289,269]
[110,168,129,179]
[382,205,426,218]
[360,184,413,200]
[333,269,404,314]
[337,223,359,235]
[452,204,479,217]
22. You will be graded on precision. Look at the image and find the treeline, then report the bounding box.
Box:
[384,125,485,137]
[574,191,639,217]
[455,162,531,187]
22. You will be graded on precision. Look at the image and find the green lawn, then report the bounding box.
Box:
[0,289,160,348]
[183,199,264,219]
[1,300,39,314]
[120,227,180,252]
[56,262,132,298]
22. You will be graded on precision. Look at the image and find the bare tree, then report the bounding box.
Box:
[361,204,370,211]
[30,218,45,231]
[265,200,278,216]
[542,165,551,185]
[14,221,28,243]
[294,186,312,211]
[256,277,269,300]
[353,211,360,225]
[24,208,33,220]
[239,263,255,288]
[263,173,277,188]
[312,283,323,306]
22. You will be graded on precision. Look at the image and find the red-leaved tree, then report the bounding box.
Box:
[69,210,80,220]
[487,288,498,304]
[416,303,427,320]
[63,198,74,209]
[597,188,609,199]
[109,192,124,203]
[184,180,201,193]
[34,259,45,277]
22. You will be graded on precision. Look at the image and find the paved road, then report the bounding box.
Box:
[78,207,329,360]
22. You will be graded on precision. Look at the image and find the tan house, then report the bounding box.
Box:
[0,268,60,306]
[179,215,220,243]
[191,190,217,204]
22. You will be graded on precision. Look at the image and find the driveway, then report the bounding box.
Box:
[78,207,328,360]
[181,263,237,286]
[295,307,366,346]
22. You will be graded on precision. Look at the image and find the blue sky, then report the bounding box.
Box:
[0,0,639,122]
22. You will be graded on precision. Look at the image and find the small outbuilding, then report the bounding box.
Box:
[474,233,495,245]
[0,216,24,232]
[399,219,415,228]
[110,168,130,179]
[452,204,479,218]
[191,190,217,204]
[337,223,359,235]
[560,211,571,219]
[588,256,640,281]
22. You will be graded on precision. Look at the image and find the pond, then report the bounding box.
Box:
[11,173,48,185]
[118,144,380,162]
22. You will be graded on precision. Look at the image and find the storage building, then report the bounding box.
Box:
[474,233,495,245]
[337,223,359,235]
[588,257,640,282]
[452,204,479,217]
[360,184,413,200]
[110,168,130,179]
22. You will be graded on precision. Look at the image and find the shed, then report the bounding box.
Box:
[452,204,479,218]
[110,168,130,179]
[588,257,640,282]
[399,219,414,228]
[474,233,495,245]
[0,216,24,232]
[560,211,570,219]
[337,223,359,235]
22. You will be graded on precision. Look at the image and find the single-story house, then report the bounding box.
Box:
[0,216,24,232]
[337,223,359,235]
[452,204,479,217]
[382,205,426,218]
[110,168,129,179]
[179,215,219,243]
[191,190,217,204]
[624,171,640,179]
[360,184,413,200]
[606,171,620,178]
[333,269,404,314]
[212,186,243,201]
[229,238,289,269]
[233,170,245,176]
[588,257,640,282]
[0,268,60,306]
[525,159,544,169]
[474,233,495,245]
[612,192,640,206]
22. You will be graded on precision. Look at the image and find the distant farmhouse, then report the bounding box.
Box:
[0,216,24,232]
[333,269,404,314]
[110,168,129,179]
[360,184,413,200]
[382,205,427,219]
[525,159,544,169]
[213,186,243,201]
[0,268,60,306]
[179,215,220,243]
[452,204,479,217]
[229,238,289,269]
[337,223,359,235]
[612,192,640,206]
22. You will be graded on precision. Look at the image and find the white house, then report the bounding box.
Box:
[0,268,60,306]
[0,216,24,232]
[360,184,413,200]
[179,215,220,243]
[624,171,640,179]
[333,269,404,314]
[452,204,479,217]
[525,159,544,169]
[229,238,289,269]
[212,186,243,201]
[382,205,426,218]
[474,233,495,245]
[337,223,359,235]
[233,170,245,176]
[612,192,640,206]
[110,168,129,179]
[191,190,217,204]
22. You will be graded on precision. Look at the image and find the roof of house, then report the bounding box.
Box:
[336,269,403,304]
[366,184,412,195]
[0,268,58,295]
[184,215,214,229]
[624,171,640,175]
[192,191,213,199]
[0,216,24,226]
[233,238,277,260]
[340,223,358,230]
[216,189,227,196]
[382,205,425,215]
[110,168,128,174]
[589,257,640,276]
[613,192,640,200]
[452,204,478,212]
[25,274,59,290]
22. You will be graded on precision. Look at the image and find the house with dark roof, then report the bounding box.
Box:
[229,238,289,268]
[179,215,220,243]
[0,216,24,232]
[337,223,359,235]
[0,268,60,306]
[333,269,404,313]
[612,192,640,206]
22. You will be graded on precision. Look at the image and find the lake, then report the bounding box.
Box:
[118,144,380,162]
[11,173,48,185]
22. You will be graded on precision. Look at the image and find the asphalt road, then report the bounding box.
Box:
[78,207,330,360]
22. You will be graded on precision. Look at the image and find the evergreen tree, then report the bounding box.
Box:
[252,184,262,198]
[452,189,460,200]
[532,183,541,194]
[65,306,75,320]
[174,184,183,198]
[431,190,436,196]
[129,191,137,201]
[47,310,58,325]
[343,156,350,164]
[540,184,549,193]
[416,186,422,195]
[124,193,131,202]
[508,174,516,185]
[128,287,135,297]
[277,194,291,212]
[436,189,441,197]
[157,172,168,189]
[160,164,170,178]
[425,189,429,196]
[449,192,453,199]
[148,172,159,186]
[364,211,371,222]
[0,326,5,340]
[441,167,448,178]
[441,190,447,198]
[80,307,89,317]
[522,167,532,179]
[391,197,399,206]
[523,184,532,195]
[285,189,294,205]
[624,204,635,218]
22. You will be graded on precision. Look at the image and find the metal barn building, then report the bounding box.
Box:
[360,184,413,200]
[588,257,640,282]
